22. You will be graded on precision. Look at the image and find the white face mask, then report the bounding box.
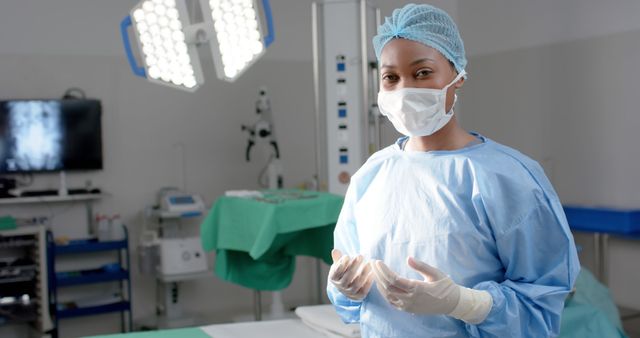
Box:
[377,70,466,137]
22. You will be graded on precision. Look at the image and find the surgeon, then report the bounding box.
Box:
[327,3,580,337]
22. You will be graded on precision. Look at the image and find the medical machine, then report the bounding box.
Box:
[137,188,211,328]
[157,237,207,276]
[312,0,385,195]
[150,188,208,275]
[158,187,205,217]
[241,87,283,190]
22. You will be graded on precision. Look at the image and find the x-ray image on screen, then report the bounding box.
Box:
[0,99,102,173]
[4,101,63,172]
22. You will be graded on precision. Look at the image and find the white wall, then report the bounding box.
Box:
[460,0,640,58]
[457,0,640,309]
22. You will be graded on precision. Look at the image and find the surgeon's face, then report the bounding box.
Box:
[379,38,464,112]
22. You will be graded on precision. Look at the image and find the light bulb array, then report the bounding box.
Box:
[132,0,200,89]
[122,0,272,89]
[207,0,265,80]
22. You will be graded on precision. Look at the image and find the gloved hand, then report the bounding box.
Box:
[371,257,492,324]
[328,249,374,301]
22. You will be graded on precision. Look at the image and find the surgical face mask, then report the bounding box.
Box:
[377,70,466,137]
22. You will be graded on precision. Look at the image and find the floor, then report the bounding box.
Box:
[622,307,640,338]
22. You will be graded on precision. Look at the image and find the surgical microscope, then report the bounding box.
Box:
[241,87,283,189]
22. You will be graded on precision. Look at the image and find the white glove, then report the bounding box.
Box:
[371,257,492,324]
[328,249,374,301]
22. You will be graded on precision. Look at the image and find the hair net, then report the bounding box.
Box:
[373,3,467,74]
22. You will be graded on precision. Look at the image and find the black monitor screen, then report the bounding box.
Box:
[0,99,102,173]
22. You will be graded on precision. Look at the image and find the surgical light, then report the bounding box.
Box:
[121,0,274,91]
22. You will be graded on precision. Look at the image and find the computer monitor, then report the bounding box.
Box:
[0,99,103,173]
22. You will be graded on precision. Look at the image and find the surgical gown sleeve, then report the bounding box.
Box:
[466,163,580,337]
[327,182,364,324]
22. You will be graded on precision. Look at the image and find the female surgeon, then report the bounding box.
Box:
[326,3,580,337]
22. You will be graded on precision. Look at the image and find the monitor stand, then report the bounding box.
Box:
[58,171,68,196]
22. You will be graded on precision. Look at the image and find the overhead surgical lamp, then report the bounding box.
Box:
[120,0,274,91]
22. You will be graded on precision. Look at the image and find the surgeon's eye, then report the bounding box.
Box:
[415,69,433,78]
[381,73,399,83]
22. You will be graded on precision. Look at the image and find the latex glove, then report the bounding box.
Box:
[371,257,492,324]
[328,249,374,301]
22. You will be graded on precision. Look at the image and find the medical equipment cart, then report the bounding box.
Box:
[564,205,640,324]
[47,228,133,337]
[0,225,53,338]
[564,206,640,285]
[137,202,211,330]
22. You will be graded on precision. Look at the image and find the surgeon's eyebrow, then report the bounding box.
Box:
[380,57,436,69]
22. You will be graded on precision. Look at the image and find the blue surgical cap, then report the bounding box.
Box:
[373,3,467,74]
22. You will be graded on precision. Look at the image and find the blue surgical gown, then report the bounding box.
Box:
[327,133,580,337]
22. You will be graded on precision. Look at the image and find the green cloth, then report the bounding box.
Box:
[86,327,209,338]
[0,216,17,230]
[559,268,628,338]
[200,190,343,291]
